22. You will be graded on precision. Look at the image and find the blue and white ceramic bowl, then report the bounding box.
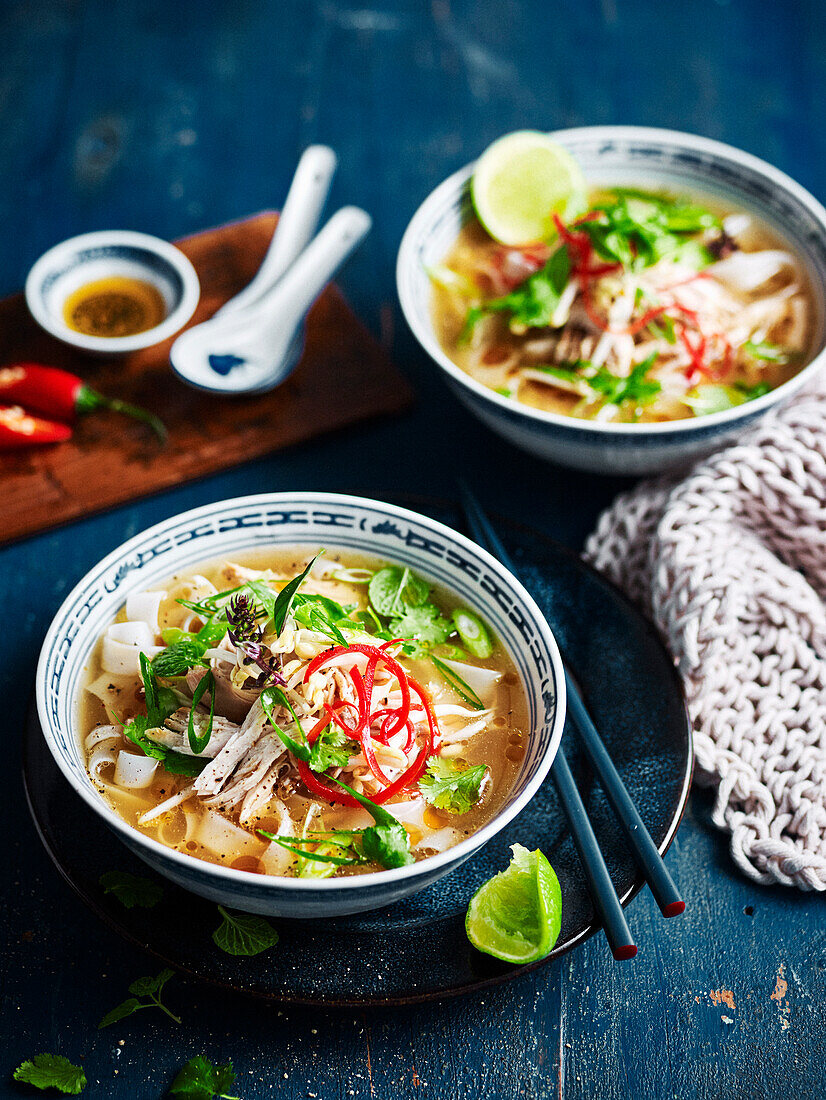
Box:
[36,493,566,918]
[397,126,826,475]
[26,229,200,355]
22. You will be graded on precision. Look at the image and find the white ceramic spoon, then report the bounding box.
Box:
[215,144,337,318]
[170,206,372,394]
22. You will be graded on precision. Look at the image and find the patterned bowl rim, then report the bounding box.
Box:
[397,125,826,437]
[25,229,201,353]
[35,492,567,892]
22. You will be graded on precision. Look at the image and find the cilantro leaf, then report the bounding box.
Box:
[212,906,279,956]
[368,566,430,618]
[99,969,180,1028]
[99,871,163,910]
[580,191,718,271]
[13,1054,87,1094]
[168,1055,238,1099]
[737,381,772,400]
[588,354,661,408]
[419,757,487,814]
[308,725,357,773]
[464,246,571,337]
[545,355,661,413]
[390,603,453,646]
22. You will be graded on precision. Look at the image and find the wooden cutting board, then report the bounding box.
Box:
[1,212,413,546]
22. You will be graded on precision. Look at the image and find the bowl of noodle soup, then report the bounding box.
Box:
[36,493,566,918]
[397,127,826,474]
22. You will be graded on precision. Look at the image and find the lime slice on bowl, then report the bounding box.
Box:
[471,130,586,246]
[466,844,562,963]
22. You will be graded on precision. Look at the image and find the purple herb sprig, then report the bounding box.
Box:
[226,594,284,687]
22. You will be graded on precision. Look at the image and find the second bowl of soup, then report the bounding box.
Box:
[398,127,826,474]
[37,493,566,917]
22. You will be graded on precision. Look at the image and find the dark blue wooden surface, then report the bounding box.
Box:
[3,2,825,1097]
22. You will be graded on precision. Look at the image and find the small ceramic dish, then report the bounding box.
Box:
[36,492,567,918]
[397,126,826,475]
[26,229,200,355]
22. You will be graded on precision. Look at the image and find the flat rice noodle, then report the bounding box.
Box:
[438,658,503,703]
[125,590,165,635]
[101,621,160,675]
[195,810,263,859]
[114,751,159,789]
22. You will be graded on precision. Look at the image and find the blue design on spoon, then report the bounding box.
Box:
[208,353,245,376]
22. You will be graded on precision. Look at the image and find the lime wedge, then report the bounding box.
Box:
[471,131,586,246]
[466,844,562,963]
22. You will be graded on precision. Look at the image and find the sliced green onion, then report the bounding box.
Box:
[451,609,494,659]
[331,567,374,584]
[431,656,485,710]
[187,669,215,754]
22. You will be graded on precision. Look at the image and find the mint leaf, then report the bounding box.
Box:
[368,566,430,618]
[13,1054,86,1094]
[99,871,163,910]
[420,757,487,814]
[212,906,279,956]
[98,997,143,1030]
[168,1055,238,1099]
[128,969,174,998]
[99,969,180,1028]
[361,822,415,868]
[151,639,208,677]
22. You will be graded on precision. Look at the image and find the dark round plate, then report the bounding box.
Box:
[23,500,691,1006]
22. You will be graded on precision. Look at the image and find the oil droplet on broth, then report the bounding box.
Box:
[230,855,264,874]
[63,275,167,337]
[423,805,450,830]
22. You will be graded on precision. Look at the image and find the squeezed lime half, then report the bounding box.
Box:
[466,844,562,964]
[471,130,586,246]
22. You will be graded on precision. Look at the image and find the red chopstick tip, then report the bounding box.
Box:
[663,900,686,918]
[613,944,638,961]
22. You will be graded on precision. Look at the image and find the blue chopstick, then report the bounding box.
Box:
[551,747,637,960]
[458,483,684,946]
[565,680,685,917]
[457,486,635,959]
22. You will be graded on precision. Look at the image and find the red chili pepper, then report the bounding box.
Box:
[0,404,72,450]
[305,644,411,739]
[296,647,442,806]
[0,363,166,441]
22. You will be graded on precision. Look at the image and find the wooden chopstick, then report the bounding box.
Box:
[458,483,684,952]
